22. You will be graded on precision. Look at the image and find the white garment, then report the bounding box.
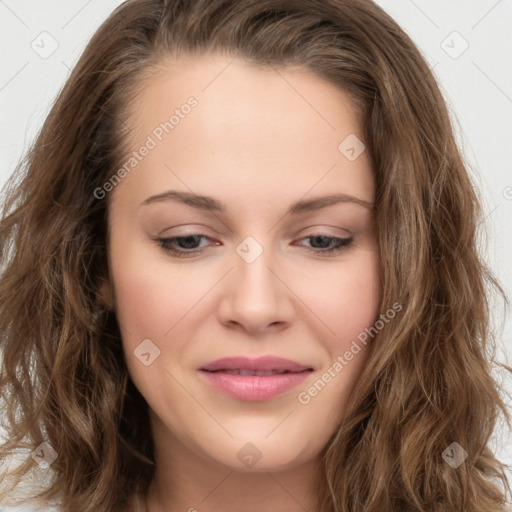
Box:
[0,494,145,511]
[0,505,59,512]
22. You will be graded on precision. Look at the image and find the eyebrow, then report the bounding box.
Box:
[139,190,374,214]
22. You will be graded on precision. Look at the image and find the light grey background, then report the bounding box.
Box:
[0,0,511,505]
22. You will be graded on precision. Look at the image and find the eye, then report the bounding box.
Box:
[157,234,215,258]
[295,234,353,255]
[156,233,353,258]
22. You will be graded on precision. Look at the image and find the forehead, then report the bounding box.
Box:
[111,54,374,209]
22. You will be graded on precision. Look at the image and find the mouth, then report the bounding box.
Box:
[198,356,314,401]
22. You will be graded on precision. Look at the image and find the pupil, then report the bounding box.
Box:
[179,235,200,249]
[311,236,330,249]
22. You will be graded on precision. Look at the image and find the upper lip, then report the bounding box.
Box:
[199,356,313,372]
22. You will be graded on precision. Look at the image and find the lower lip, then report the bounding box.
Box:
[198,370,312,401]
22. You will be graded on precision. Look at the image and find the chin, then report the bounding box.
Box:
[201,435,318,473]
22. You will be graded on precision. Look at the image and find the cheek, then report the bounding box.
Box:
[289,253,380,438]
[111,264,171,342]
[107,237,204,353]
[302,253,380,419]
[109,253,205,397]
[304,250,381,350]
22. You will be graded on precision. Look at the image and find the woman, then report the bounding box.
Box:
[0,0,510,511]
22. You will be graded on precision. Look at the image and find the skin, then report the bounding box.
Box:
[100,54,381,512]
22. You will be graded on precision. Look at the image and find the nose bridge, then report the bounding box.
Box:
[233,234,279,305]
[218,234,291,332]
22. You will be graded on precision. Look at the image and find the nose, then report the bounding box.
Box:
[216,243,294,335]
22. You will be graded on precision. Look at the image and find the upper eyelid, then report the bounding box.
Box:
[161,228,350,238]
[143,203,372,239]
[158,223,352,238]
[159,232,352,246]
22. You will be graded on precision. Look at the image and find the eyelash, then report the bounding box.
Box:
[156,233,353,258]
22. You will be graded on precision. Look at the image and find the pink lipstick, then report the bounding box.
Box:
[198,355,314,401]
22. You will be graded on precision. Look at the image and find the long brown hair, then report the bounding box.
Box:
[1,0,510,510]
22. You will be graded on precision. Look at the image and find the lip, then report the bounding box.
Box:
[200,355,313,373]
[198,356,314,401]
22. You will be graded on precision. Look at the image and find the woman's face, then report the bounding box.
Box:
[102,54,380,472]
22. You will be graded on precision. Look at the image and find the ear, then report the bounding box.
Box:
[98,277,114,310]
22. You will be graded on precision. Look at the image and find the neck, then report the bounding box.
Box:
[145,412,323,512]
